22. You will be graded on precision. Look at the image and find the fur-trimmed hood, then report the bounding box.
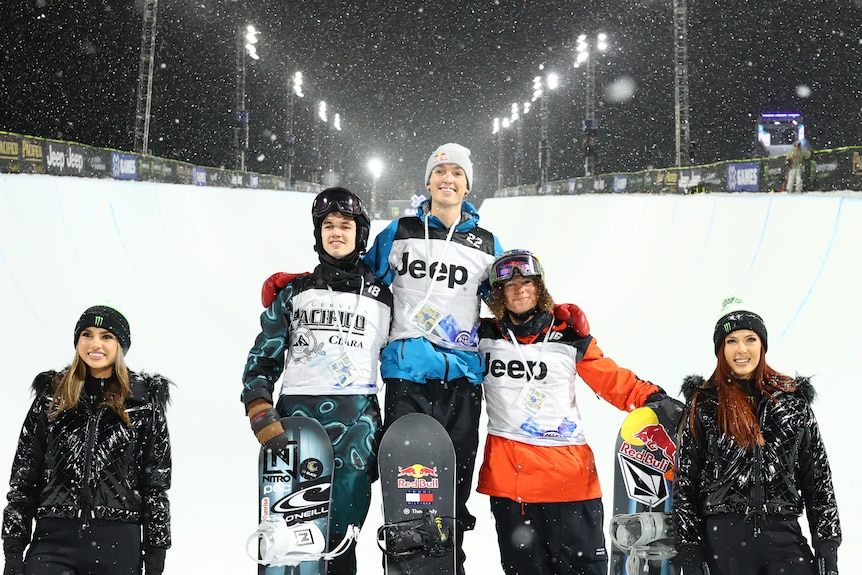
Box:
[31,368,172,407]
[681,373,815,403]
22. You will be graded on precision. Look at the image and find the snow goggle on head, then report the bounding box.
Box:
[311,187,367,220]
[490,250,544,286]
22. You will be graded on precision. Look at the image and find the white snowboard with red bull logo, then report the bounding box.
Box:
[610,406,681,575]
[377,413,457,575]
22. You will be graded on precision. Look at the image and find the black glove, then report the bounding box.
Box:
[815,540,838,575]
[143,547,167,575]
[645,391,685,429]
[3,558,23,575]
[3,542,25,575]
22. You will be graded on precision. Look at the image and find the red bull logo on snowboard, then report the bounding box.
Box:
[617,407,677,507]
[396,463,439,489]
[633,424,676,461]
[619,441,671,474]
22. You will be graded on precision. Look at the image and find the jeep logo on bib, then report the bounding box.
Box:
[484,355,548,380]
[398,252,468,289]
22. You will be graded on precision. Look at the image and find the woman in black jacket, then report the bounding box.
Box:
[2,305,172,575]
[673,297,841,575]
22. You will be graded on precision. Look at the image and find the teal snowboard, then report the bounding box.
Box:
[252,417,334,575]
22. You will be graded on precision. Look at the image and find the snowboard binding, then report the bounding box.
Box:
[376,510,454,558]
[609,512,677,573]
[246,514,358,567]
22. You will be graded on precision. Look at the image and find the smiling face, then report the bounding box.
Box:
[722,329,762,378]
[76,326,119,378]
[320,211,357,260]
[502,275,539,318]
[426,163,469,209]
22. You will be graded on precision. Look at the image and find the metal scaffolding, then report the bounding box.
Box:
[674,0,691,167]
[133,0,158,155]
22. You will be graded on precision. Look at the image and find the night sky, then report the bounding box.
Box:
[2,0,861,203]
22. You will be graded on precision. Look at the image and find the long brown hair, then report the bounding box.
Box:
[49,349,132,426]
[689,340,795,449]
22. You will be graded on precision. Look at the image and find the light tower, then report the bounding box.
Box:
[575,32,609,177]
[234,22,259,171]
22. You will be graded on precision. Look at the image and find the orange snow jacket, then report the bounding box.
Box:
[477,316,660,503]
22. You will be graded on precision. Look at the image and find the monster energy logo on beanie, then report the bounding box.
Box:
[712,296,767,355]
[74,304,132,354]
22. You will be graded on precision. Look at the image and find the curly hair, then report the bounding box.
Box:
[487,275,555,320]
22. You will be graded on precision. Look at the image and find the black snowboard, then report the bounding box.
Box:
[377,413,457,575]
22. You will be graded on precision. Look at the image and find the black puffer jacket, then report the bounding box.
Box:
[2,369,172,557]
[673,375,841,556]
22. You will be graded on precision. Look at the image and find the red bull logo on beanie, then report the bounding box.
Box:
[431,151,449,165]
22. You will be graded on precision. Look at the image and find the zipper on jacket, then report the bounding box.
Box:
[745,401,767,537]
[78,405,103,534]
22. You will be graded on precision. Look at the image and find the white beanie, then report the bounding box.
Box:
[425,143,473,190]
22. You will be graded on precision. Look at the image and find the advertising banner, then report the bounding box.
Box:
[111,152,138,180]
[726,162,760,192]
[45,141,87,177]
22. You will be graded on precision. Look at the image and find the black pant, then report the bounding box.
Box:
[704,513,817,575]
[490,497,608,575]
[383,377,482,575]
[24,518,142,575]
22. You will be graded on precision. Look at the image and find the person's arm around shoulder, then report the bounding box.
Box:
[362,220,399,285]
[261,271,310,308]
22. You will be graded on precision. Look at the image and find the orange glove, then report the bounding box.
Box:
[553,303,590,337]
[261,271,309,307]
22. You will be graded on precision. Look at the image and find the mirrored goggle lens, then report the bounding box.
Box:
[312,192,363,217]
[493,255,540,283]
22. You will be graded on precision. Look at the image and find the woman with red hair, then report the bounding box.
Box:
[674,297,841,575]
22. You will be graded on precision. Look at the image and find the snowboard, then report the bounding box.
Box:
[377,413,457,575]
[610,406,680,575]
[252,416,334,575]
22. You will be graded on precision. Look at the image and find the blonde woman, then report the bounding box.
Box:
[2,305,172,575]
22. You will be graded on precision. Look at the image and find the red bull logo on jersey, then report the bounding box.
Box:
[396,463,439,489]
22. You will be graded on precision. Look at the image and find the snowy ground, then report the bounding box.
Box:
[0,174,858,573]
